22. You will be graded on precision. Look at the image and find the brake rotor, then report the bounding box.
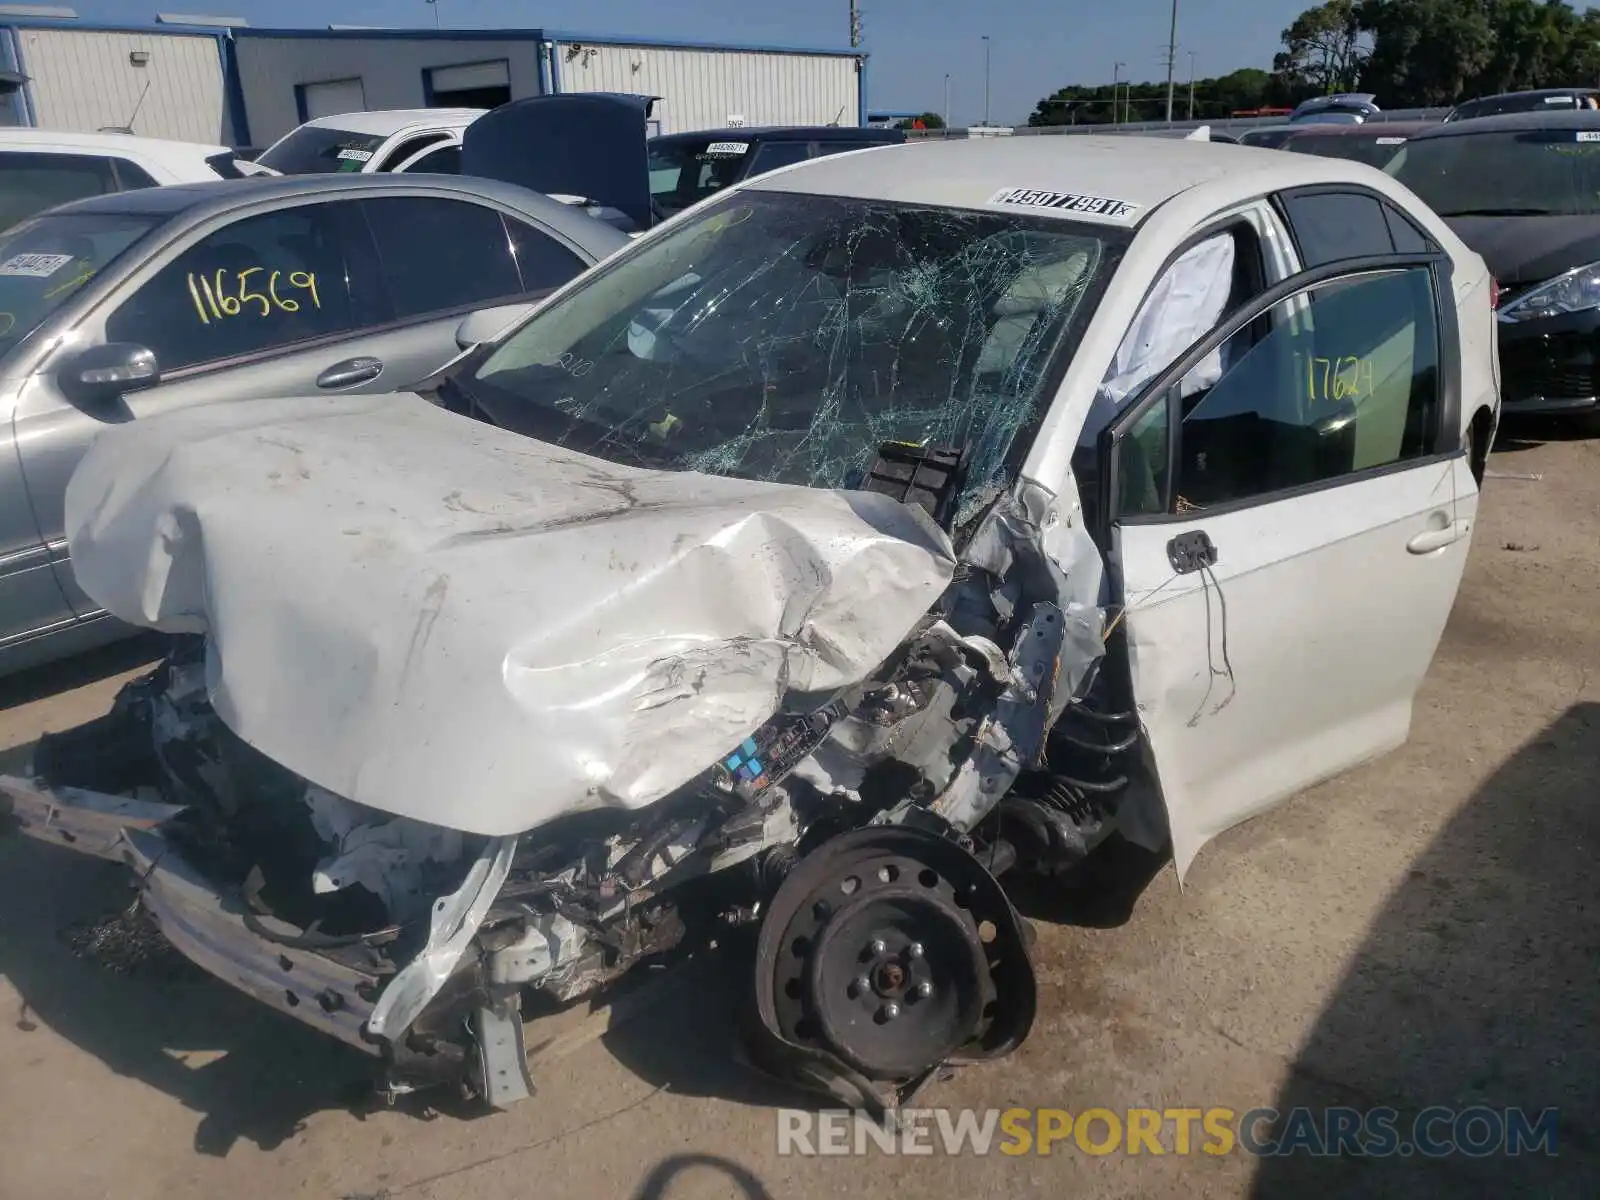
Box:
[752,826,1035,1088]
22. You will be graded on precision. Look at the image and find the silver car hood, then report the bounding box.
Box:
[64,394,958,835]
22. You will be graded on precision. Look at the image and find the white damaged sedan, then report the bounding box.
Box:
[5,134,1500,1112]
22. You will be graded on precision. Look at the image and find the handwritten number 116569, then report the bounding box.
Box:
[187,267,321,325]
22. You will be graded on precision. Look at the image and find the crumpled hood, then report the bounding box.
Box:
[64,394,957,835]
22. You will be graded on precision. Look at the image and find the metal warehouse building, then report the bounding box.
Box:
[0,12,868,150]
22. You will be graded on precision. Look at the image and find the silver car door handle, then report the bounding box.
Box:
[1406,517,1471,554]
[315,357,383,389]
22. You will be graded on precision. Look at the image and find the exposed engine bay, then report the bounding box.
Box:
[11,396,1169,1113]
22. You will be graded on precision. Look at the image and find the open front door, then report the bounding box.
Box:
[1105,260,1475,876]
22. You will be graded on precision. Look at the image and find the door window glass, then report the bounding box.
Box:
[1119,266,1441,515]
[105,202,367,371]
[1281,191,1405,265]
[504,216,588,292]
[376,132,450,172]
[360,196,522,318]
[400,144,461,174]
[747,141,814,174]
[0,152,118,230]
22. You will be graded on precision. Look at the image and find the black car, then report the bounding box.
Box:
[1444,87,1600,123]
[646,125,905,218]
[1388,110,1600,427]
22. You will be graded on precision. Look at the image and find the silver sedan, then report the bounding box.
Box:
[0,172,627,674]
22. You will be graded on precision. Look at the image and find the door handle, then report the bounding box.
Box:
[315,356,383,389]
[1406,517,1471,554]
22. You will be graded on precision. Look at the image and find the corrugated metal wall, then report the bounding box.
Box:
[14,27,228,144]
[551,41,860,132]
[232,35,546,148]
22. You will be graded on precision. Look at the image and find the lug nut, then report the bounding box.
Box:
[917,981,933,998]
[908,942,924,959]
[882,1002,900,1021]
[870,938,886,955]
[852,975,870,997]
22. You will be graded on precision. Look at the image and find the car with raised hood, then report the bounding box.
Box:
[6,133,1498,1115]
[1279,120,1436,170]
[0,98,648,675]
[0,128,275,231]
[1386,109,1600,427]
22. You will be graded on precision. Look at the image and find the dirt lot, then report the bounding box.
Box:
[1,425,1596,1200]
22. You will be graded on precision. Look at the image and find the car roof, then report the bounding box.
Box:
[301,108,485,136]
[1458,86,1598,104]
[0,127,231,157]
[38,171,627,252]
[1283,120,1437,139]
[651,125,903,144]
[740,134,1320,226]
[1410,108,1600,138]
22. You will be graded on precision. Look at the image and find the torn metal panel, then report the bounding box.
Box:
[1,774,185,861]
[63,393,958,838]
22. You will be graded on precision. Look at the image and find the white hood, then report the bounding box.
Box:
[64,395,958,835]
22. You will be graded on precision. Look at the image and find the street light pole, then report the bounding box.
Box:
[1113,60,1124,125]
[944,73,951,129]
[982,35,991,126]
[1187,50,1197,120]
[1163,0,1178,124]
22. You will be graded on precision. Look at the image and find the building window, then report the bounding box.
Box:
[425,60,511,109]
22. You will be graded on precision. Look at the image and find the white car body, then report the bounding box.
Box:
[9,134,1500,1110]
[255,108,484,175]
[0,127,271,184]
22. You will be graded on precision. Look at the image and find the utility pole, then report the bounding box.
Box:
[1113,60,1124,125]
[849,0,862,48]
[1163,0,1178,124]
[425,0,439,30]
[1187,50,1197,120]
[943,72,950,129]
[982,35,991,126]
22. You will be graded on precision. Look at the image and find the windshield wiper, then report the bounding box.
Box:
[1436,207,1553,217]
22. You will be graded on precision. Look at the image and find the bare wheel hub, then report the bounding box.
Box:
[767,849,995,1080]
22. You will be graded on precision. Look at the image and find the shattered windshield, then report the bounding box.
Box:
[462,190,1125,523]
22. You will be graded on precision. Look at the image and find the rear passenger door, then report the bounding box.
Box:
[1105,189,1476,877]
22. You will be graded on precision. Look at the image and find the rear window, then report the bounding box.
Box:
[256,126,388,175]
[1388,128,1600,217]
[647,137,753,217]
[1453,94,1593,121]
[1286,134,1410,169]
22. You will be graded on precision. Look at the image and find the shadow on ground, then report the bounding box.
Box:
[0,631,166,714]
[0,839,379,1156]
[1249,702,1600,1197]
[1488,414,1598,456]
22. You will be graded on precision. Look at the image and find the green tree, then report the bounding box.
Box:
[1275,0,1371,92]
[893,112,947,129]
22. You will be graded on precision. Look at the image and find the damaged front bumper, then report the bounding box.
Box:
[5,774,384,1054]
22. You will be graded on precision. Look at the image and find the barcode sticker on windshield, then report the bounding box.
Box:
[703,141,750,155]
[1576,131,1600,141]
[987,187,1140,220]
[336,147,374,161]
[1375,136,1406,144]
[0,252,73,278]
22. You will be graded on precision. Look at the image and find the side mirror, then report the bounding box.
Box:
[455,301,541,351]
[57,342,160,406]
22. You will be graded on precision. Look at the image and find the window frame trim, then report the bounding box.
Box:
[1269,182,1442,271]
[1099,250,1461,528]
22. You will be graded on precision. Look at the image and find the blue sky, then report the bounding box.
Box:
[75,0,1309,125]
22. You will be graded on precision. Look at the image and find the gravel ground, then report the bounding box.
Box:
[0,425,1596,1200]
